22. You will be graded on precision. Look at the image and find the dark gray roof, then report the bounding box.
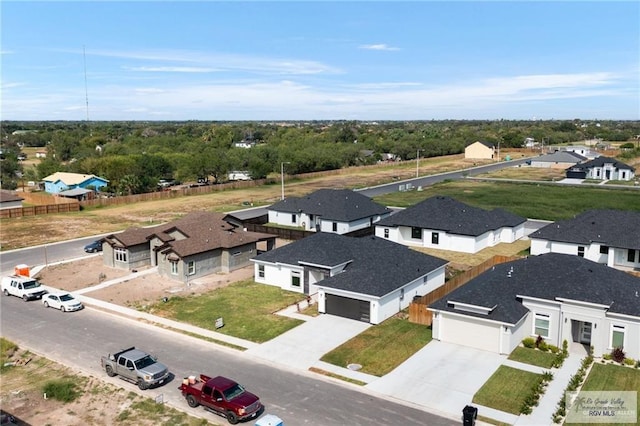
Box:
[267,189,391,222]
[532,151,586,163]
[566,156,634,172]
[254,233,448,298]
[377,196,526,236]
[430,253,640,324]
[530,209,640,250]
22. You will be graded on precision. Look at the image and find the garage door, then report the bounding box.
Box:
[441,315,500,352]
[566,170,586,179]
[325,294,370,322]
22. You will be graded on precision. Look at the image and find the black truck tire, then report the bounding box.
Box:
[105,365,116,377]
[226,411,238,424]
[137,378,149,390]
[186,394,199,408]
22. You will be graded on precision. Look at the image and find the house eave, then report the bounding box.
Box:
[555,297,611,309]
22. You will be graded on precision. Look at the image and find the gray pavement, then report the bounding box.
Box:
[31,264,589,426]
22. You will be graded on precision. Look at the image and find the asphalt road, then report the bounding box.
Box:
[0,295,458,426]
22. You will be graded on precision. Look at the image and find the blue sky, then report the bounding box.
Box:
[2,1,639,121]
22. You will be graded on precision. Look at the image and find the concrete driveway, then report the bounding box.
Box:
[366,341,506,417]
[245,314,371,369]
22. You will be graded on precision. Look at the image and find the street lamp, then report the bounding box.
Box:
[416,149,423,178]
[281,162,290,200]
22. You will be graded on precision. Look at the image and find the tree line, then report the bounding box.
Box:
[1,119,638,193]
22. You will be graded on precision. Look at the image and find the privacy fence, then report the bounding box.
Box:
[408,255,521,326]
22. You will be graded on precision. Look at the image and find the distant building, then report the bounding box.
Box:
[464,141,496,160]
[42,172,109,194]
[227,171,252,181]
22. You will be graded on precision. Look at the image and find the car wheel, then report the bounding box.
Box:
[3,289,8,296]
[61,306,66,312]
[105,365,116,377]
[137,379,149,390]
[22,294,28,301]
[226,411,238,425]
[44,301,49,308]
[186,394,199,408]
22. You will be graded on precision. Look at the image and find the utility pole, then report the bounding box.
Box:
[416,149,423,178]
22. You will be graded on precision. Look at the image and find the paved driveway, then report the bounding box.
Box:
[245,314,371,369]
[366,341,506,416]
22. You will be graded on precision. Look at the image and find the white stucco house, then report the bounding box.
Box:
[267,189,392,234]
[251,233,448,324]
[530,209,640,271]
[375,196,526,254]
[429,253,640,360]
[464,141,496,160]
[565,156,635,181]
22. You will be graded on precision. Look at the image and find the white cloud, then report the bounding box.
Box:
[359,44,400,51]
[124,66,221,73]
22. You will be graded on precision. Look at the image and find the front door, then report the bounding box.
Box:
[579,322,592,344]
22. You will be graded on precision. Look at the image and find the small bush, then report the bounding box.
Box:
[624,358,635,366]
[603,353,612,360]
[611,347,626,364]
[538,340,549,352]
[42,379,81,403]
[522,337,536,348]
[548,345,559,354]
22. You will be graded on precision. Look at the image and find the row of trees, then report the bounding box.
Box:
[1,120,638,193]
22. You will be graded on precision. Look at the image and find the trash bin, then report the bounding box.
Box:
[462,405,478,426]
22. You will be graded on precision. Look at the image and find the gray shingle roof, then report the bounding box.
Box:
[254,233,448,298]
[377,196,526,236]
[566,156,635,172]
[532,151,586,163]
[530,209,640,250]
[267,189,391,222]
[429,253,640,323]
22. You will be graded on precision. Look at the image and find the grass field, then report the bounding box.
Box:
[473,366,543,415]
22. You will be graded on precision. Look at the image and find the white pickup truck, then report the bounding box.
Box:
[1,275,48,301]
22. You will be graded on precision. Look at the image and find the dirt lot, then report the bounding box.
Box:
[35,255,256,308]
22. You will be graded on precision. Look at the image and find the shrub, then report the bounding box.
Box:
[548,345,559,354]
[624,358,635,366]
[522,337,536,348]
[611,347,626,364]
[42,379,81,403]
[538,340,549,352]
[603,353,612,361]
[535,335,544,348]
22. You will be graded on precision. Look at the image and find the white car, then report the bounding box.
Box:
[42,292,84,312]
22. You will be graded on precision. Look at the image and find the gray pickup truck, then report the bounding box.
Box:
[101,346,170,390]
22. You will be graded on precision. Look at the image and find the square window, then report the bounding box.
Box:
[291,271,301,287]
[599,245,609,254]
[628,249,637,263]
[578,246,585,257]
[411,227,422,240]
[114,248,128,262]
[534,313,550,338]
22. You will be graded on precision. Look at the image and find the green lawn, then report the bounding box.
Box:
[321,318,431,377]
[473,366,543,415]
[508,346,557,369]
[373,180,640,221]
[567,363,640,426]
[146,280,305,343]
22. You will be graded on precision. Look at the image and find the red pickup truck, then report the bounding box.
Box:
[179,374,263,424]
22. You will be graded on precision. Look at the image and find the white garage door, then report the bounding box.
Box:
[441,315,501,353]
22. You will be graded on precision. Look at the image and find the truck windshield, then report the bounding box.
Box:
[134,355,156,369]
[223,384,245,401]
[22,281,40,289]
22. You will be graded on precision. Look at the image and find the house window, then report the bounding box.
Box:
[291,214,297,224]
[534,313,550,338]
[411,227,422,240]
[628,249,637,263]
[400,288,404,301]
[611,325,625,349]
[187,261,195,276]
[599,245,609,254]
[332,222,337,232]
[291,271,301,288]
[170,261,178,275]
[258,264,265,278]
[577,246,585,258]
[383,228,389,239]
[432,232,439,245]
[114,248,127,263]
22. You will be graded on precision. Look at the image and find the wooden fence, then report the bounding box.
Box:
[0,203,80,219]
[408,255,520,326]
[245,223,314,241]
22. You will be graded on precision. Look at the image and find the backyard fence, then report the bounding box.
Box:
[408,255,521,326]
